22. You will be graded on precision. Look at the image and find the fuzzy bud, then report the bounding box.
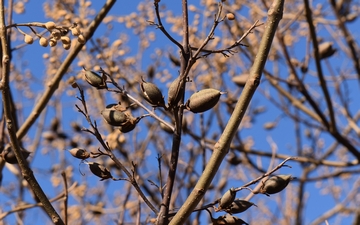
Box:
[45,21,56,30]
[39,37,48,47]
[24,34,33,44]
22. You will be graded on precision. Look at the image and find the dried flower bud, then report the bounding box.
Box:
[87,162,113,181]
[226,13,235,20]
[1,146,30,164]
[259,174,295,195]
[83,68,107,89]
[101,109,129,126]
[71,27,81,36]
[77,34,86,44]
[24,34,33,44]
[69,148,90,160]
[39,37,48,47]
[318,42,336,60]
[140,78,165,107]
[218,188,236,210]
[51,30,61,40]
[61,36,71,45]
[49,38,57,47]
[62,43,71,50]
[186,88,224,113]
[45,21,56,30]
[225,199,257,214]
[118,117,140,133]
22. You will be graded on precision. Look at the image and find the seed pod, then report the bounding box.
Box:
[140,78,165,107]
[83,68,107,89]
[186,88,224,113]
[218,188,236,210]
[226,199,257,214]
[24,34,33,44]
[1,146,30,164]
[259,174,295,195]
[167,76,181,108]
[232,74,249,87]
[118,117,139,133]
[45,21,56,30]
[213,214,249,225]
[318,42,336,60]
[87,162,113,181]
[101,108,129,126]
[39,37,48,47]
[169,53,181,67]
[69,148,90,160]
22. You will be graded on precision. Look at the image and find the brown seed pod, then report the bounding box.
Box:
[225,199,257,214]
[318,42,336,60]
[259,174,295,195]
[167,76,181,108]
[218,188,236,211]
[83,68,107,89]
[87,162,113,181]
[118,117,139,133]
[68,148,90,160]
[101,109,129,126]
[232,74,249,87]
[1,146,30,164]
[212,214,249,225]
[186,88,224,113]
[140,78,165,107]
[24,34,33,44]
[168,53,181,67]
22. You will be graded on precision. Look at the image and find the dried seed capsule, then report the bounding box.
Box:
[167,76,181,107]
[118,116,140,133]
[169,53,180,67]
[186,88,224,113]
[318,42,336,59]
[83,68,107,89]
[232,74,249,87]
[1,146,30,164]
[68,148,90,160]
[226,199,257,214]
[24,34,33,44]
[45,21,56,30]
[218,188,236,210]
[101,108,129,126]
[259,174,295,195]
[87,162,113,181]
[140,78,165,107]
[39,37,48,47]
[214,214,249,225]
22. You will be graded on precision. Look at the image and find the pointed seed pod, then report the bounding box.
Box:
[167,76,181,107]
[45,21,56,30]
[318,42,336,59]
[101,108,129,126]
[217,214,249,225]
[260,174,295,195]
[186,88,224,113]
[140,78,165,107]
[69,148,90,160]
[39,37,48,47]
[24,34,33,44]
[232,74,249,87]
[118,117,140,133]
[83,68,107,89]
[218,188,236,210]
[1,146,30,164]
[226,199,257,214]
[88,162,113,181]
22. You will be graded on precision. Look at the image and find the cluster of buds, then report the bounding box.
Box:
[17,21,86,50]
